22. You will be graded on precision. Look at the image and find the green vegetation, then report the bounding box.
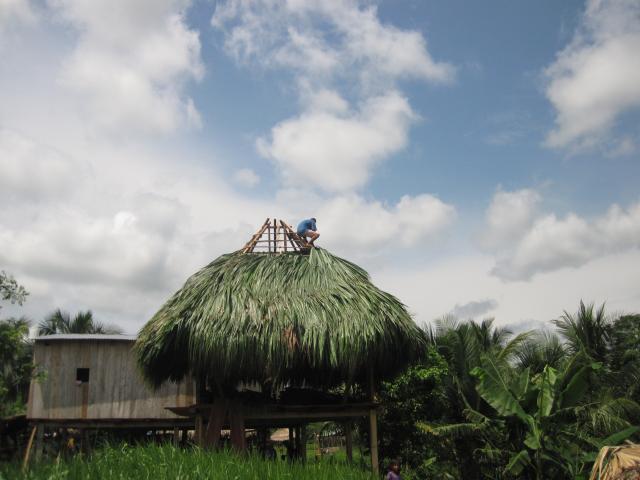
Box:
[38,309,122,335]
[0,272,31,417]
[377,302,640,479]
[0,443,376,480]
[0,317,33,417]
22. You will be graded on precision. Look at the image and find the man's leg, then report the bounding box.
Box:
[307,231,320,246]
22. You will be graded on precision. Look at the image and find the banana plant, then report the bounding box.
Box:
[471,355,601,479]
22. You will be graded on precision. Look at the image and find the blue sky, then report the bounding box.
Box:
[1,0,639,332]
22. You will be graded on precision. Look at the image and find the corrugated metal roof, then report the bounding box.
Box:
[35,334,136,342]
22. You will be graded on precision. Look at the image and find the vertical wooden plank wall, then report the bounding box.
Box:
[28,339,195,420]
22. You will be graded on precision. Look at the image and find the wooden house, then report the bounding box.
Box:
[27,334,194,430]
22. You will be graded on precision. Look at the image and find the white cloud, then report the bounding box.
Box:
[607,136,636,157]
[233,168,260,187]
[212,0,455,86]
[481,189,640,281]
[0,128,88,203]
[374,250,640,328]
[314,193,456,252]
[258,91,416,192]
[544,0,640,150]
[214,0,453,192]
[0,0,36,31]
[0,209,174,289]
[479,188,541,250]
[50,0,204,134]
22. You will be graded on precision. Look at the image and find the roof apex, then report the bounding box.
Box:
[241,218,311,254]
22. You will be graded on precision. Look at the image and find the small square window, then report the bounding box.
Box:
[76,368,90,383]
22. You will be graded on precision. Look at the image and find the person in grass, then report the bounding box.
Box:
[296,217,319,246]
[386,459,402,480]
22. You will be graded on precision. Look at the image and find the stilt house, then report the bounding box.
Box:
[135,219,425,474]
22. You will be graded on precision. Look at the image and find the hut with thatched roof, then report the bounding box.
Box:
[135,219,424,473]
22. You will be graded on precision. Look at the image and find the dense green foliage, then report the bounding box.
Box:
[0,272,31,417]
[377,347,457,478]
[0,317,33,417]
[0,443,376,480]
[377,302,640,480]
[136,248,424,390]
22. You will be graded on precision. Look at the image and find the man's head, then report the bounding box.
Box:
[389,459,400,473]
[311,217,316,222]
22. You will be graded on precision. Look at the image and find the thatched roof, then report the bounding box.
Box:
[590,444,640,480]
[135,245,424,391]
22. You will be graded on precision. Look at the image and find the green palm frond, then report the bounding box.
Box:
[517,331,567,374]
[418,421,488,439]
[554,300,611,362]
[135,248,424,389]
[578,397,640,436]
[498,331,533,362]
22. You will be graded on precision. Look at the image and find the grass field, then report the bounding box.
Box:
[1,443,377,480]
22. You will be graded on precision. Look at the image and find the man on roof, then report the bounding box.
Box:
[296,217,319,246]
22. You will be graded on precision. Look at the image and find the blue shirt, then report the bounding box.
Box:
[297,218,316,235]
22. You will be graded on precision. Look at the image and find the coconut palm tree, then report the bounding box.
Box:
[553,301,611,363]
[38,309,122,335]
[427,317,531,479]
[516,331,567,375]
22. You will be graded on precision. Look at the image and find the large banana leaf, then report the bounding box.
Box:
[472,356,528,422]
[536,366,557,418]
[504,449,531,476]
[511,366,531,400]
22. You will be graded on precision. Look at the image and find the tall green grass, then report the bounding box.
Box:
[1,443,377,480]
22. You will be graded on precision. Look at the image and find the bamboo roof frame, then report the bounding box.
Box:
[241,218,311,254]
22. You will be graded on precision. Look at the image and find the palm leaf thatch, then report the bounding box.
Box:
[590,444,640,480]
[135,248,424,391]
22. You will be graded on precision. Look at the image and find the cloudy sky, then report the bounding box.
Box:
[2,0,640,333]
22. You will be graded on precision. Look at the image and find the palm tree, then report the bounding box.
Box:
[553,301,611,363]
[516,331,567,375]
[38,309,122,335]
[428,317,531,479]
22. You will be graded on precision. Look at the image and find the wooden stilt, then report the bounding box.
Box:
[173,427,179,446]
[81,428,90,455]
[300,425,307,462]
[205,402,226,449]
[288,427,294,460]
[22,426,37,472]
[345,422,353,462]
[34,424,44,462]
[229,405,246,452]
[369,367,379,475]
[369,409,379,474]
[195,414,204,447]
